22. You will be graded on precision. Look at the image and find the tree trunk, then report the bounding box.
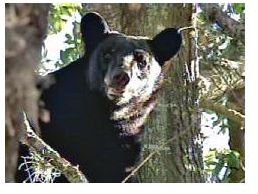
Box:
[119,4,146,35]
[5,3,50,182]
[140,3,204,183]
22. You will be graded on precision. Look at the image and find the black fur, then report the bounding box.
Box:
[15,12,182,183]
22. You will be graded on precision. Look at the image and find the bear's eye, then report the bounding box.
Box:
[134,49,147,70]
[103,53,112,64]
[137,60,147,70]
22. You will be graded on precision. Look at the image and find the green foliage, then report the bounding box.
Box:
[197,11,208,24]
[57,20,83,67]
[204,149,241,182]
[49,3,82,34]
[41,4,83,69]
[60,48,75,64]
[232,3,245,15]
[199,4,245,182]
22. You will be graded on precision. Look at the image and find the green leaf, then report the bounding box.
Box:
[213,159,225,177]
[65,33,72,39]
[232,3,245,14]
[48,4,81,34]
[60,47,78,65]
[226,151,240,169]
[64,33,74,45]
[212,118,221,127]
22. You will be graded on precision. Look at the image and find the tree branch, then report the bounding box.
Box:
[200,99,245,128]
[199,3,244,43]
[23,113,88,183]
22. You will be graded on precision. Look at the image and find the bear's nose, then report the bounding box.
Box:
[112,71,130,89]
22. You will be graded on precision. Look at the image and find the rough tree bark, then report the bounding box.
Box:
[119,4,147,35]
[141,4,204,182]
[5,3,50,182]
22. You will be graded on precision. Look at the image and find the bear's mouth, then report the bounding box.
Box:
[106,87,125,100]
[105,71,130,101]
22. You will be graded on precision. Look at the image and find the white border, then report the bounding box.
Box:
[3,0,248,3]
[245,0,258,187]
[1,0,5,185]
[2,1,257,194]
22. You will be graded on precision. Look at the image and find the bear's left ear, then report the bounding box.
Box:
[148,28,182,65]
[81,12,110,55]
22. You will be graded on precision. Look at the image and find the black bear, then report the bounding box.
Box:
[15,12,182,183]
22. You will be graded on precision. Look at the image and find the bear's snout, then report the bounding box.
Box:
[111,71,130,90]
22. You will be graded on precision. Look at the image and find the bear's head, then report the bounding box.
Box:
[81,12,182,106]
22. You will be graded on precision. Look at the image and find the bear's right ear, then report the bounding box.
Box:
[148,28,182,66]
[81,12,110,54]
